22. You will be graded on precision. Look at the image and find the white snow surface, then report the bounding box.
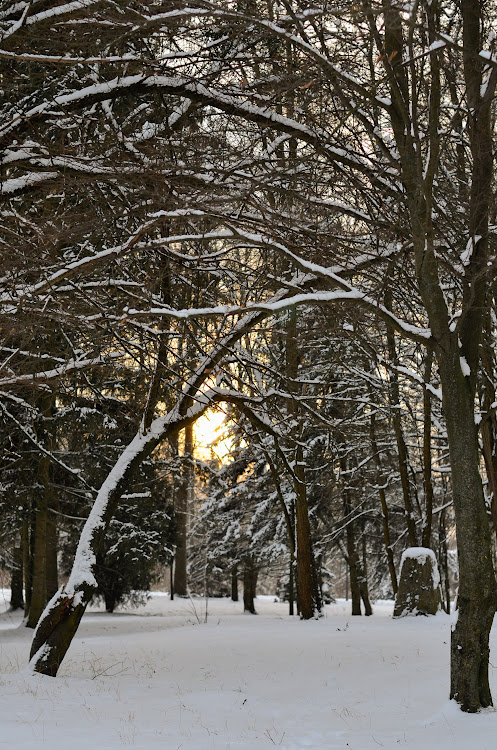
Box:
[2,592,497,749]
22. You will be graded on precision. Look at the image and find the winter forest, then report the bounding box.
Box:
[1,0,497,747]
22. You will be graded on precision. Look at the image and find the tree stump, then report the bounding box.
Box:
[393,547,441,617]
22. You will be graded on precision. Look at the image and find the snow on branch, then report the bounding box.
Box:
[0,353,123,389]
[1,75,389,180]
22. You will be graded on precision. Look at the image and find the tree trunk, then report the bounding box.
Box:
[231,564,238,602]
[23,518,32,618]
[10,544,24,611]
[286,306,320,619]
[344,512,361,615]
[385,307,417,547]
[27,392,55,628]
[26,476,48,628]
[105,592,116,614]
[174,423,193,596]
[359,527,373,616]
[440,353,497,711]
[243,558,258,614]
[421,349,434,549]
[288,554,295,615]
[439,508,451,614]
[370,412,398,595]
[46,511,58,601]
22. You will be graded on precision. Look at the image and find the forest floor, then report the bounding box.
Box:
[1,592,497,749]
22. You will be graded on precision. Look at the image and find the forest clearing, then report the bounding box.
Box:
[2,592,496,750]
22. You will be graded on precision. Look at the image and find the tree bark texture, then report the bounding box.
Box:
[243,558,258,614]
[370,413,398,595]
[441,354,497,711]
[10,544,24,611]
[231,565,239,602]
[174,423,193,596]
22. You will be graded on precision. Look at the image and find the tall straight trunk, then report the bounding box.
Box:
[359,523,373,616]
[27,392,55,629]
[288,551,295,615]
[26,458,49,628]
[370,413,398,595]
[439,508,451,614]
[294,447,319,619]
[46,511,58,601]
[10,543,24,611]
[286,307,320,619]
[385,310,417,548]
[243,558,258,614]
[174,423,193,596]
[421,350,434,549]
[440,351,497,711]
[479,308,497,533]
[22,517,32,618]
[231,564,238,602]
[341,457,361,615]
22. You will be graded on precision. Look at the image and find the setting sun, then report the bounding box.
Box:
[193,408,232,461]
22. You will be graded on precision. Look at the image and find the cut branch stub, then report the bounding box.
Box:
[393,547,441,617]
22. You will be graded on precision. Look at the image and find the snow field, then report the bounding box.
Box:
[1,593,497,749]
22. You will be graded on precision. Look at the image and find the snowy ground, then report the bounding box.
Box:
[1,591,497,749]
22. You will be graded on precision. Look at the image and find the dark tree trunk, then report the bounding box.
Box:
[231,565,238,602]
[23,518,32,618]
[359,579,373,617]
[46,511,58,601]
[370,412,398,595]
[27,392,55,628]
[10,544,24,611]
[439,508,451,614]
[385,307,417,548]
[294,472,317,619]
[286,307,320,619]
[440,353,497,711]
[359,528,373,616]
[243,558,258,614]
[345,527,361,615]
[105,592,116,613]
[170,561,174,601]
[27,482,48,628]
[288,555,295,615]
[421,349,434,549]
[341,456,361,615]
[174,424,193,597]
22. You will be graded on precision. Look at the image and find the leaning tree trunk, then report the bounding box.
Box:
[29,414,176,675]
[29,304,280,675]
